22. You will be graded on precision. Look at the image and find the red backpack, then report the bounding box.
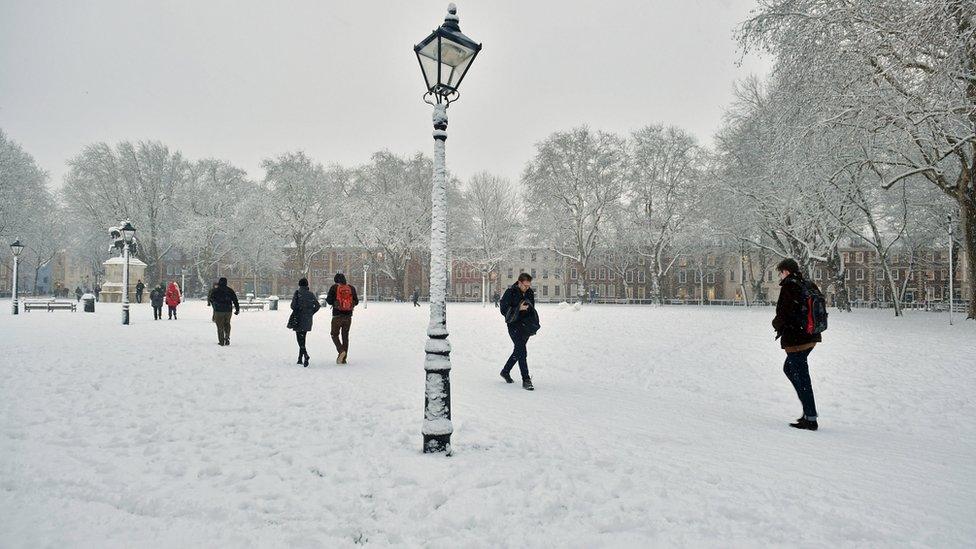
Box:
[335,284,354,312]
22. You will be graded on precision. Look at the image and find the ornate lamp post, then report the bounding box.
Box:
[10,239,24,315]
[481,266,488,307]
[414,3,482,454]
[363,263,369,310]
[948,214,954,326]
[181,267,187,300]
[120,220,136,325]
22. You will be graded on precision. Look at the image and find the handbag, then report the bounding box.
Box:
[286,310,300,330]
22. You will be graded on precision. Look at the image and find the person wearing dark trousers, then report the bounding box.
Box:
[412,288,420,307]
[290,278,321,367]
[499,272,541,391]
[150,284,165,320]
[75,286,83,302]
[210,277,240,346]
[135,280,145,303]
[772,258,823,431]
[326,273,359,364]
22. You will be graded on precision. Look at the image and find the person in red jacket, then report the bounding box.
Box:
[165,281,182,320]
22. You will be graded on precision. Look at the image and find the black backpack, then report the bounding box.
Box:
[794,280,828,335]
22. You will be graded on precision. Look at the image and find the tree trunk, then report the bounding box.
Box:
[881,262,903,317]
[961,196,976,319]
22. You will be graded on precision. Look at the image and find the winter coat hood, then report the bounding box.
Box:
[334,273,347,284]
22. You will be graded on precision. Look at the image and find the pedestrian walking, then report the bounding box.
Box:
[412,287,421,307]
[135,279,145,303]
[150,284,165,320]
[772,258,827,431]
[288,278,321,367]
[325,273,359,364]
[210,277,240,346]
[165,281,182,320]
[499,272,541,391]
[491,291,500,308]
[93,284,101,302]
[74,286,83,302]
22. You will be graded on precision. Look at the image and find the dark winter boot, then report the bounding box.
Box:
[297,350,305,365]
[522,378,534,391]
[500,370,514,384]
[789,418,818,431]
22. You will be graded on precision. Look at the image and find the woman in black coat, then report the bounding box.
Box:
[290,278,321,367]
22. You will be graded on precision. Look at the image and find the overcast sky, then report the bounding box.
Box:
[0,0,770,189]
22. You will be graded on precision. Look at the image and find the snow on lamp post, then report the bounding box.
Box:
[9,239,24,315]
[948,214,954,326]
[414,2,481,454]
[181,267,187,300]
[363,263,369,310]
[481,266,487,307]
[119,221,136,325]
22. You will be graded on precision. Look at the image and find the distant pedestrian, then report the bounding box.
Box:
[94,284,101,302]
[326,273,359,364]
[150,284,165,320]
[499,273,541,391]
[491,291,500,308]
[165,281,181,319]
[772,258,827,431]
[74,286,83,302]
[210,277,240,346]
[288,278,321,367]
[412,287,421,307]
[135,280,145,303]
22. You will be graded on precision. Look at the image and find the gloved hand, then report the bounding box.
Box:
[234,309,240,315]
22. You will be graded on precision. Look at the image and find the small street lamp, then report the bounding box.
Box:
[120,220,136,325]
[363,263,369,310]
[181,267,188,300]
[414,2,481,454]
[481,266,488,307]
[9,239,24,315]
[948,214,954,326]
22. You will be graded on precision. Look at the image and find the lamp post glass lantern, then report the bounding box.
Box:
[10,239,24,315]
[119,221,136,325]
[415,3,481,454]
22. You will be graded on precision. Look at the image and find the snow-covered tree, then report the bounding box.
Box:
[740,0,976,318]
[62,140,191,284]
[522,127,627,300]
[457,171,521,278]
[628,125,709,304]
[262,151,346,278]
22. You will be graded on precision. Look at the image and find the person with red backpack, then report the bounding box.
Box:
[326,272,359,364]
[772,258,827,431]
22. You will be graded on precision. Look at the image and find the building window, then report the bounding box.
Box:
[626,271,634,283]
[679,270,687,283]
[555,285,560,297]
[893,270,899,280]
[638,257,645,266]
[730,269,735,282]
[875,269,883,280]
[507,268,513,279]
[599,268,607,280]
[571,267,577,279]
[814,268,822,280]
[856,269,864,281]
[531,252,537,262]
[543,269,549,279]
[706,254,715,266]
[637,271,646,283]
[608,270,614,281]
[542,285,549,297]
[706,272,715,283]
[336,252,344,262]
[856,252,863,263]
[926,270,934,281]
[842,252,850,263]
[856,287,864,299]
[589,269,596,280]
[530,269,536,279]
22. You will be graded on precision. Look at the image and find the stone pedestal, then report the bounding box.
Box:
[100,256,148,303]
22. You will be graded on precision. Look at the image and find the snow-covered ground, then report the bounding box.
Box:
[1,300,974,547]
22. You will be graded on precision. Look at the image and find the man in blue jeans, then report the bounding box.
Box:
[499,273,540,391]
[772,258,822,431]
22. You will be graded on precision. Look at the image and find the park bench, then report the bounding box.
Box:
[24,300,76,312]
[238,301,266,311]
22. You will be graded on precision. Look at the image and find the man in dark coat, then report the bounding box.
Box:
[93,284,101,301]
[74,286,83,302]
[290,278,321,367]
[772,258,822,431]
[499,272,540,390]
[412,288,420,307]
[326,272,359,364]
[149,284,165,320]
[210,277,240,346]
[135,280,145,303]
